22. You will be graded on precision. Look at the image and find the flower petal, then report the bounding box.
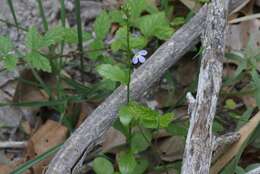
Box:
[138,56,146,63]
[138,50,148,56]
[132,57,139,64]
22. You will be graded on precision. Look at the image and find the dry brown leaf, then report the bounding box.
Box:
[0,159,29,174]
[157,136,185,162]
[26,120,68,173]
[102,127,126,153]
[210,112,260,174]
[178,0,201,12]
[226,19,260,52]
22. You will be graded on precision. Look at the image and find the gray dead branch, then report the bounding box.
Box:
[246,167,260,174]
[181,0,229,173]
[46,0,245,173]
[0,141,27,149]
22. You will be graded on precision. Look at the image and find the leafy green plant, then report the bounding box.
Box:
[225,37,260,108]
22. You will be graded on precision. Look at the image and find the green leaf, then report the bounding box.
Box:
[93,157,114,174]
[96,64,128,84]
[136,12,172,39]
[94,11,111,40]
[166,122,188,136]
[235,166,245,174]
[131,130,151,153]
[212,121,224,133]
[109,10,125,24]
[26,51,51,72]
[62,28,91,44]
[154,26,173,40]
[111,26,147,52]
[130,158,149,174]
[26,27,44,50]
[159,113,174,128]
[63,28,79,43]
[3,55,17,70]
[251,70,260,107]
[0,36,13,55]
[117,151,137,174]
[43,26,65,46]
[88,39,104,60]
[171,17,185,27]
[127,0,146,21]
[225,99,237,110]
[119,105,134,126]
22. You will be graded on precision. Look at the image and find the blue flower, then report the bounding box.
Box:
[132,49,147,64]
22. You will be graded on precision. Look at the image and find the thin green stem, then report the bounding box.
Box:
[126,18,131,104]
[6,0,19,30]
[75,0,84,81]
[36,0,48,32]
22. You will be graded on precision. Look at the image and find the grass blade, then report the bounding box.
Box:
[6,0,19,29]
[10,144,63,174]
[36,0,48,32]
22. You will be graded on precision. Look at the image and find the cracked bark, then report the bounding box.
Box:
[181,0,229,174]
[46,0,244,173]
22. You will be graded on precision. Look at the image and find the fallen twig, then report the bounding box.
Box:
[181,0,229,173]
[0,141,27,149]
[46,0,245,173]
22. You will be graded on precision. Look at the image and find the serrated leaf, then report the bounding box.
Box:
[43,26,65,46]
[88,39,104,60]
[127,0,147,21]
[136,12,172,39]
[26,27,44,50]
[96,64,128,84]
[26,51,51,72]
[3,55,17,70]
[125,102,160,129]
[131,131,151,153]
[94,11,111,40]
[0,36,13,55]
[154,26,173,40]
[159,113,174,128]
[171,17,185,27]
[93,157,114,174]
[109,10,125,24]
[63,28,78,43]
[117,151,137,174]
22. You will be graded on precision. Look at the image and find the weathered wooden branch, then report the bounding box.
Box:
[181,0,229,173]
[46,0,244,173]
[0,141,27,149]
[246,167,260,174]
[212,132,240,163]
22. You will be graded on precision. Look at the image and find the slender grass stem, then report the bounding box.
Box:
[6,0,19,30]
[75,0,85,81]
[36,0,48,32]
